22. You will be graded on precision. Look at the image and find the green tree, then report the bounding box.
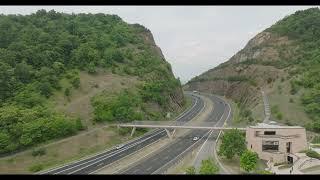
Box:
[0,62,16,103]
[71,76,80,89]
[240,150,259,173]
[0,132,10,152]
[185,166,196,174]
[199,158,219,174]
[64,87,71,97]
[38,81,52,98]
[14,61,33,83]
[218,129,246,159]
[87,62,97,74]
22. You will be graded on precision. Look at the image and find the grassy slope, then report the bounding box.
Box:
[51,69,140,128]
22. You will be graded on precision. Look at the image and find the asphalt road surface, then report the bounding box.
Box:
[120,93,231,174]
[41,92,204,174]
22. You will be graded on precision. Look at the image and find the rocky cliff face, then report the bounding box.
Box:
[185,31,297,107]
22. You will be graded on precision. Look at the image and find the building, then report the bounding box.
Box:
[246,123,307,164]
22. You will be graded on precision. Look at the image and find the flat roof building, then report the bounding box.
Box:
[246,123,307,164]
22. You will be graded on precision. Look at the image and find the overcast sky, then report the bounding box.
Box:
[0,6,317,83]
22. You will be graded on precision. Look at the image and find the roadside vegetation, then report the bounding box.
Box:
[185,158,219,175]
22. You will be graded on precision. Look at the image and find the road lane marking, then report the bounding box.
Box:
[66,133,163,174]
[151,94,229,174]
[52,130,165,174]
[152,130,211,174]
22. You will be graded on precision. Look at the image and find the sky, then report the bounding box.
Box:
[0,6,317,83]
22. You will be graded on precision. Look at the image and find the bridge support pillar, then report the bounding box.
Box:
[164,128,172,140]
[131,127,136,137]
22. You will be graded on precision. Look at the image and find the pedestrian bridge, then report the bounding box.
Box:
[112,120,246,139]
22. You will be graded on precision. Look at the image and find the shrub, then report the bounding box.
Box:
[64,87,71,97]
[29,164,44,172]
[31,148,46,157]
[276,112,283,120]
[289,98,294,103]
[71,76,80,89]
[199,158,219,174]
[312,136,320,144]
[306,149,320,159]
[255,170,273,174]
[185,166,196,174]
[240,150,259,172]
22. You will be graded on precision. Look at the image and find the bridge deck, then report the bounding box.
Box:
[112,121,246,131]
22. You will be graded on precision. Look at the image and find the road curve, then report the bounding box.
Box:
[120,93,231,174]
[41,93,204,174]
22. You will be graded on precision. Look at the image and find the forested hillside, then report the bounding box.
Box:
[0,10,184,154]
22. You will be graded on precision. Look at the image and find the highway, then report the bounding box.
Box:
[120,93,231,174]
[41,92,204,174]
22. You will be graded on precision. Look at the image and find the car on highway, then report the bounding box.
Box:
[116,144,125,149]
[193,137,199,141]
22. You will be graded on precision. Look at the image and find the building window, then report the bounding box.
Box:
[264,131,276,135]
[262,141,279,151]
[255,131,260,137]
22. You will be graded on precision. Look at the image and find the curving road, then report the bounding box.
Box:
[120,93,231,174]
[41,92,204,174]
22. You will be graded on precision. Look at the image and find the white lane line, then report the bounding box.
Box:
[112,140,164,174]
[90,138,162,174]
[146,166,153,171]
[151,94,229,174]
[175,95,198,121]
[66,131,165,174]
[53,130,164,174]
[152,130,211,174]
[40,129,162,174]
[132,169,140,173]
[192,130,214,165]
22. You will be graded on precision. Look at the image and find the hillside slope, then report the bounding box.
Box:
[0,10,185,155]
[185,8,320,130]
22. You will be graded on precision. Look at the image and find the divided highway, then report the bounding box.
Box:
[41,92,204,174]
[120,94,231,174]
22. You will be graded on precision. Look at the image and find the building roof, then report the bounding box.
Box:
[249,123,304,129]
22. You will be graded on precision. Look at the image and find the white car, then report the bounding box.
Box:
[116,144,125,149]
[193,137,199,141]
